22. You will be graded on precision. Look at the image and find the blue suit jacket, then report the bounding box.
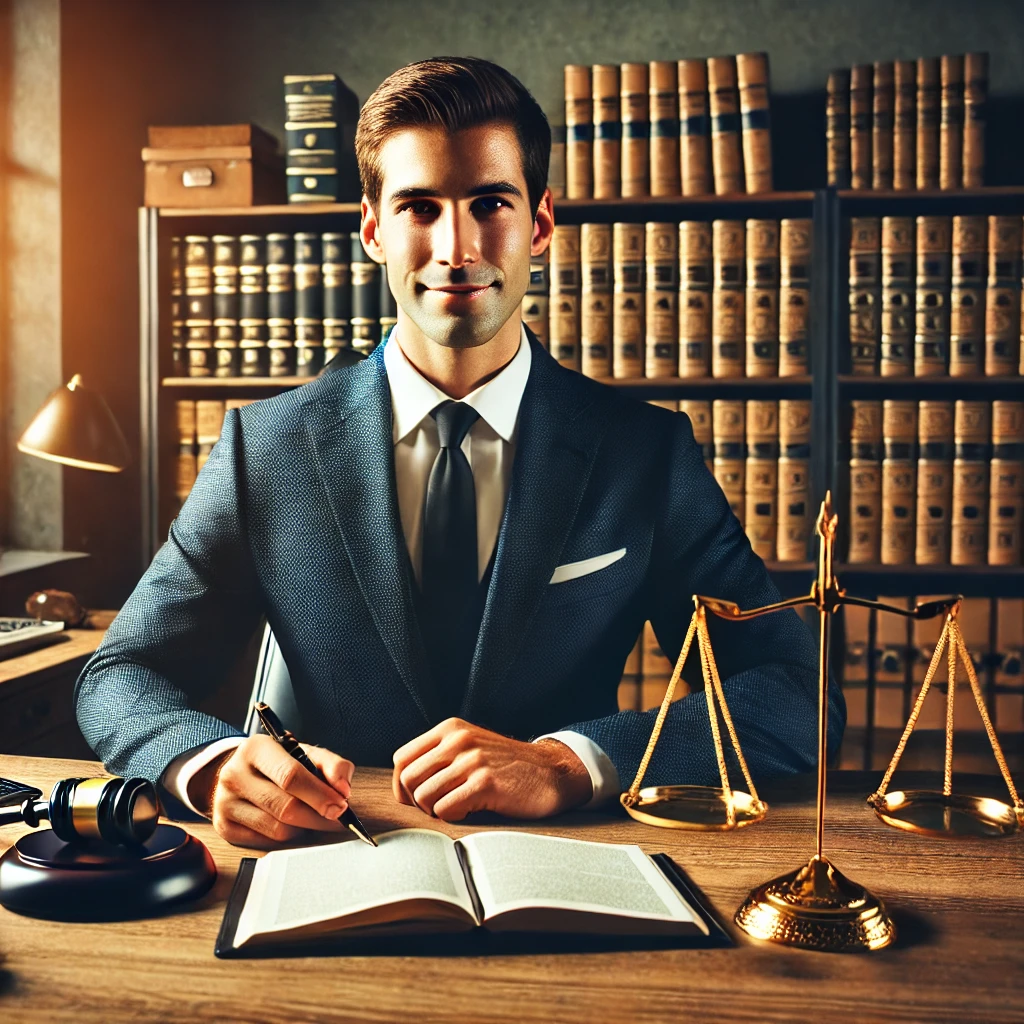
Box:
[75,326,843,807]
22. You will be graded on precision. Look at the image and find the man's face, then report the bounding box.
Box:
[366,122,542,350]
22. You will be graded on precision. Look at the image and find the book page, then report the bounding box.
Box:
[459,831,705,931]
[233,828,477,948]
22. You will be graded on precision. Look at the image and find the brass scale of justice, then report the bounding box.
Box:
[620,493,1024,953]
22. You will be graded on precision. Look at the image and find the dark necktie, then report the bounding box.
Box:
[421,400,481,714]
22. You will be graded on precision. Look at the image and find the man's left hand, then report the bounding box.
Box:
[392,718,593,821]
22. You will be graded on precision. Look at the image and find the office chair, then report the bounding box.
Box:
[243,620,302,736]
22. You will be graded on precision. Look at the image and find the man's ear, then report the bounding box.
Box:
[531,186,554,257]
[360,195,386,265]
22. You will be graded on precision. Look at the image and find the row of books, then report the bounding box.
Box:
[847,399,1023,566]
[174,399,253,504]
[559,54,773,200]
[827,53,988,191]
[849,214,1024,377]
[284,73,342,203]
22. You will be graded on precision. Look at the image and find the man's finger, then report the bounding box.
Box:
[410,757,474,817]
[223,796,308,844]
[392,718,458,771]
[398,736,466,806]
[247,735,351,818]
[303,744,355,791]
[242,772,349,832]
[431,777,486,822]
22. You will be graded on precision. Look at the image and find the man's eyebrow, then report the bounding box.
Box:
[387,181,524,204]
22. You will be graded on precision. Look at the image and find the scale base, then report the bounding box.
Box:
[869,789,1022,838]
[621,785,767,830]
[734,855,895,952]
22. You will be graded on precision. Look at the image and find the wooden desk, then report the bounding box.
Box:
[0,755,1021,1023]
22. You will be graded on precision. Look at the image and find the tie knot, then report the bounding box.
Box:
[431,400,480,449]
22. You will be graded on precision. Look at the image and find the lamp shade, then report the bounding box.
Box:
[17,374,130,473]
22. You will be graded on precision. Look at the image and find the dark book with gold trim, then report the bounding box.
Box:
[849,64,872,191]
[826,69,851,189]
[849,217,880,374]
[322,231,351,365]
[350,230,380,357]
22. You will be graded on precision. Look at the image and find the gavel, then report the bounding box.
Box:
[0,777,161,846]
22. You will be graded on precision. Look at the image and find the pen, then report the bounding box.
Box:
[254,701,378,848]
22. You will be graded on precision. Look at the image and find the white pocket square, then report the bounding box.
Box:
[549,548,627,584]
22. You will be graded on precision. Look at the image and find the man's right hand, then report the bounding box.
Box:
[188,735,355,849]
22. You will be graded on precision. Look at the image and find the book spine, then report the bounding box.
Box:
[914,215,952,376]
[266,232,294,321]
[916,58,940,190]
[736,52,772,194]
[848,399,883,562]
[678,221,712,377]
[952,399,991,564]
[849,64,873,191]
[612,222,645,378]
[849,217,880,374]
[892,60,917,191]
[186,321,215,378]
[580,223,612,378]
[745,399,779,559]
[174,399,197,508]
[294,232,324,377]
[989,401,1024,565]
[548,123,566,199]
[880,216,914,376]
[826,69,851,189]
[962,52,988,188]
[649,61,680,197]
[350,230,380,356]
[267,317,294,377]
[874,594,910,727]
[915,400,954,563]
[777,399,812,561]
[593,64,621,199]
[779,218,811,376]
[881,399,918,564]
[211,234,239,323]
[872,61,894,190]
[949,215,987,376]
[984,215,1023,376]
[239,233,267,375]
[745,219,779,377]
[195,399,227,472]
[170,236,186,376]
[680,399,713,471]
[712,219,745,378]
[522,247,549,350]
[564,65,593,199]
[678,59,712,196]
[322,231,351,361]
[712,399,745,524]
[645,221,678,378]
[285,122,340,169]
[213,318,240,378]
[550,224,581,371]
[378,258,397,348]
[707,56,744,195]
[184,234,213,321]
[939,54,965,190]
[620,63,649,198]
[995,598,1023,729]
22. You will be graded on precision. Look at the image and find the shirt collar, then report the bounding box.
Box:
[383,322,532,445]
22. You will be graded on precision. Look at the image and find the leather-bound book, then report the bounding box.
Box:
[649,61,680,196]
[914,215,952,376]
[989,401,1024,566]
[736,52,772,193]
[745,399,779,559]
[962,52,988,188]
[522,247,549,350]
[984,215,1023,376]
[620,63,649,198]
[294,233,324,376]
[212,235,240,378]
[593,64,621,199]
[564,65,593,199]
[612,223,645,378]
[677,59,712,196]
[170,236,186,376]
[378,260,397,350]
[995,599,1024,730]
[550,224,581,371]
[880,217,914,376]
[848,400,883,563]
[186,321,215,379]
[174,400,197,510]
[892,60,917,191]
[939,54,965,190]
[677,221,712,377]
[849,217,881,374]
[266,232,295,377]
[238,234,268,376]
[951,399,991,565]
[213,320,240,379]
[916,58,940,189]
[872,62,894,190]
[949,215,987,376]
[645,222,678,378]
[915,400,954,564]
[680,399,713,471]
[849,64,873,191]
[881,399,918,564]
[195,400,227,473]
[711,219,745,377]
[322,231,351,363]
[712,399,745,524]
[349,230,380,357]
[745,219,779,377]
[706,56,744,195]
[779,219,811,376]
[826,69,851,189]
[580,223,613,379]
[777,399,812,561]
[185,235,213,321]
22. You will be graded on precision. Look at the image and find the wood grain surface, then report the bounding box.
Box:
[0,755,1021,1024]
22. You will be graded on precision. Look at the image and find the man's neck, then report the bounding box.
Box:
[393,311,522,399]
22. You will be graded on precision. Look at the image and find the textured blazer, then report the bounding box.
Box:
[75,325,844,808]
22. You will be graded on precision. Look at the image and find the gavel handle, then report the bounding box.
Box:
[0,799,49,828]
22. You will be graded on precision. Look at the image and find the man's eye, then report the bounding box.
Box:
[403,201,435,216]
[476,197,509,212]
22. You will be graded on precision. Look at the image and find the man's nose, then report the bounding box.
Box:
[434,205,479,269]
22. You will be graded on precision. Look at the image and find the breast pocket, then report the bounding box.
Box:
[544,548,632,607]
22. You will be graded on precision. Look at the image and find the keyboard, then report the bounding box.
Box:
[0,617,65,659]
[0,776,43,806]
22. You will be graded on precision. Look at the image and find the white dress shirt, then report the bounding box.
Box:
[161,323,620,815]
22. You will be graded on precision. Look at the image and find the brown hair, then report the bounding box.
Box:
[355,57,551,218]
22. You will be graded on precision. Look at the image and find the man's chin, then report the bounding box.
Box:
[407,309,512,350]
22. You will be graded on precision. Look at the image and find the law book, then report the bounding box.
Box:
[612,223,645,378]
[174,399,197,510]
[195,400,227,472]
[914,400,954,565]
[736,52,772,193]
[649,61,680,197]
[706,56,743,195]
[949,215,987,376]
[550,224,581,371]
[184,235,214,377]
[677,59,711,196]
[745,399,778,559]
[989,401,1024,566]
[951,399,991,565]
[892,59,917,191]
[285,121,339,171]
[213,318,240,379]
[939,54,964,190]
[645,222,677,378]
[294,232,324,377]
[620,63,649,198]
[593,64,621,199]
[350,230,380,356]
[239,234,268,376]
[880,216,914,376]
[777,399,812,561]
[849,64,873,191]
[379,262,397,349]
[548,123,566,199]
[677,221,712,377]
[186,320,215,378]
[580,223,612,379]
[962,52,988,188]
[712,399,745,524]
[916,58,940,190]
[711,219,744,378]
[744,220,778,377]
[322,231,351,364]
[284,74,341,203]
[872,61,894,190]
[826,69,851,189]
[210,235,240,377]
[984,215,1022,376]
[170,236,186,376]
[266,233,294,377]
[778,218,811,376]
[679,399,713,471]
[881,400,917,565]
[847,399,883,563]
[215,829,720,958]
[848,217,880,375]
[564,65,594,199]
[914,215,952,376]
[995,599,1023,730]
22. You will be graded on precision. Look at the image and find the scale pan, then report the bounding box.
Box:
[621,785,767,830]
[869,789,1021,838]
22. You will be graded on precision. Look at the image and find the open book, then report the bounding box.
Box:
[216,828,722,956]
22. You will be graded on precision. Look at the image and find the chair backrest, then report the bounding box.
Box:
[244,620,303,736]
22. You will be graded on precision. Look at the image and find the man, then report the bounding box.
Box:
[75,57,842,850]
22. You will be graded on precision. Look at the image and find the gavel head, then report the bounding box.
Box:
[48,777,161,846]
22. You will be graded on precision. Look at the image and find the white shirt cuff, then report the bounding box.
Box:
[161,736,245,817]
[533,730,621,809]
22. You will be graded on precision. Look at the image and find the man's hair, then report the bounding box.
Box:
[355,56,551,218]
